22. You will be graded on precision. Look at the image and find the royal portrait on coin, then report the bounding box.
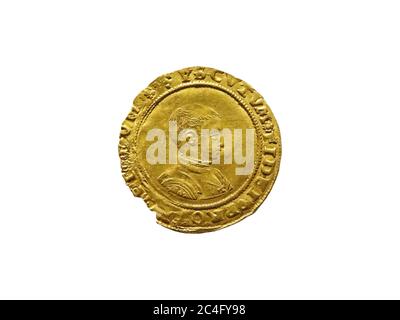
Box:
[119,66,281,233]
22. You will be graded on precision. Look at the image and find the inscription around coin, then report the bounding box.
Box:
[119,66,281,233]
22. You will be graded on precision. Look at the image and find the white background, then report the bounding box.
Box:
[0,0,399,299]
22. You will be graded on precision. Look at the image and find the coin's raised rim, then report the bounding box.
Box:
[119,66,282,233]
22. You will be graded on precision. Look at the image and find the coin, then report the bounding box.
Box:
[119,66,281,233]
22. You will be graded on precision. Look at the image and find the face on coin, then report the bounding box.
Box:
[119,66,281,233]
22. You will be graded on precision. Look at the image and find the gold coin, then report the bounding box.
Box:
[119,66,281,233]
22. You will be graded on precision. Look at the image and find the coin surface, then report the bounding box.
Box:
[119,66,281,233]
